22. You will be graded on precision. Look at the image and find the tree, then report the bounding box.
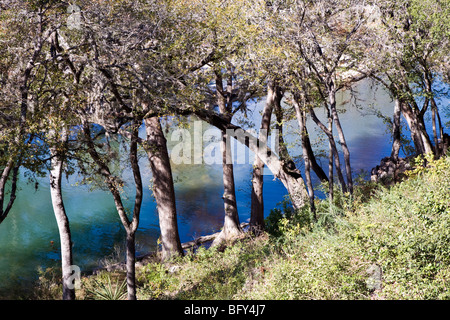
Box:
[258,0,373,201]
[0,0,53,224]
[366,0,449,157]
[250,81,279,233]
[69,0,191,261]
[83,121,142,300]
[1,0,82,300]
[143,117,183,260]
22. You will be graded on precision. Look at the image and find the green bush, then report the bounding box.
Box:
[348,155,450,299]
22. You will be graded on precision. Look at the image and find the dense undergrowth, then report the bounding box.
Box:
[20,154,450,299]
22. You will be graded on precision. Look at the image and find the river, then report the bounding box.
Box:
[0,79,448,296]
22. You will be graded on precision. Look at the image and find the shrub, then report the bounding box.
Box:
[348,155,450,299]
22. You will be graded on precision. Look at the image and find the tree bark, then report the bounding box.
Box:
[391,98,402,160]
[213,128,242,245]
[144,117,183,260]
[293,99,316,219]
[329,88,353,194]
[250,83,278,234]
[431,97,444,156]
[400,102,433,155]
[49,127,75,300]
[308,106,347,193]
[213,73,242,245]
[126,232,136,300]
[327,107,334,203]
[193,108,309,210]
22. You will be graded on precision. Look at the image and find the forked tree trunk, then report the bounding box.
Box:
[400,102,433,155]
[144,117,183,260]
[308,106,347,193]
[84,122,142,300]
[49,127,75,300]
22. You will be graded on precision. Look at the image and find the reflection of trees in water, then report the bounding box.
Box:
[174,168,225,237]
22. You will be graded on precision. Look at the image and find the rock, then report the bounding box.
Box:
[168,265,181,274]
[366,264,382,291]
[370,156,414,185]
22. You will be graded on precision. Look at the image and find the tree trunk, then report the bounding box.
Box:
[49,127,75,300]
[400,102,433,155]
[302,124,329,183]
[308,106,347,193]
[329,89,353,194]
[213,73,242,245]
[391,98,402,160]
[328,109,334,203]
[431,97,445,156]
[0,160,19,224]
[250,83,278,233]
[294,99,316,219]
[213,128,242,245]
[83,122,142,300]
[194,109,309,211]
[144,117,183,260]
[231,126,308,211]
[126,232,136,300]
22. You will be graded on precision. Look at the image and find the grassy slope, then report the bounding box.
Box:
[35,155,450,300]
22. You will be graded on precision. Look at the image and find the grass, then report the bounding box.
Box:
[25,154,450,300]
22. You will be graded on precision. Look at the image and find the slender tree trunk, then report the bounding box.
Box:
[308,106,347,193]
[431,97,445,156]
[250,83,277,233]
[213,73,242,245]
[327,108,334,203]
[83,122,142,300]
[49,127,74,300]
[431,101,439,157]
[423,68,441,157]
[126,232,136,300]
[302,124,328,183]
[126,122,142,300]
[144,117,183,260]
[391,98,402,160]
[329,88,353,194]
[294,99,316,219]
[0,160,19,224]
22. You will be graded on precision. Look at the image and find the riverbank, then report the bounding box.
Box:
[24,153,450,300]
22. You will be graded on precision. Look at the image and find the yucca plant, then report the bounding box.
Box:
[85,274,127,300]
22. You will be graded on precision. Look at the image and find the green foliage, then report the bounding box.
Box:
[348,155,450,299]
[138,155,450,300]
[265,197,311,238]
[136,263,174,299]
[82,271,127,300]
